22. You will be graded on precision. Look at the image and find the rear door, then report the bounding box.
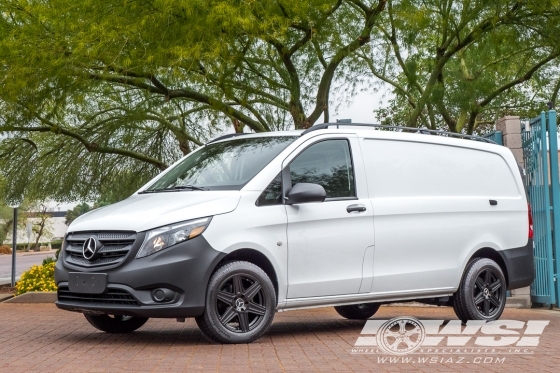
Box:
[284,135,374,299]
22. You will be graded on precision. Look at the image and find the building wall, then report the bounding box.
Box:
[2,214,69,245]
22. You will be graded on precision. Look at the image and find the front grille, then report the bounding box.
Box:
[57,286,139,306]
[64,231,137,268]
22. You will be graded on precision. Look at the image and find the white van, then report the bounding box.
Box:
[55,123,534,344]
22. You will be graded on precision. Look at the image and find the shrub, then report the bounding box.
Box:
[0,245,12,255]
[42,256,56,265]
[16,262,57,295]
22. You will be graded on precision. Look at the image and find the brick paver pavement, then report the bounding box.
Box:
[0,303,558,373]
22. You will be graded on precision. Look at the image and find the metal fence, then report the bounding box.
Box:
[483,130,503,145]
[521,110,560,307]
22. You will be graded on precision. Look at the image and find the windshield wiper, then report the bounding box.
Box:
[165,185,208,191]
[139,185,208,193]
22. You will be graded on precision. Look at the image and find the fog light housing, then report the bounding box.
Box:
[152,288,176,302]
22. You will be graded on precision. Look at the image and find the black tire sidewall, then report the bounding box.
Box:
[202,261,276,344]
[461,259,507,321]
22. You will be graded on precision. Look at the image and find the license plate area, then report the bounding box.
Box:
[68,273,107,294]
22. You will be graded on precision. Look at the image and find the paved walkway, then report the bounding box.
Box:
[0,304,558,373]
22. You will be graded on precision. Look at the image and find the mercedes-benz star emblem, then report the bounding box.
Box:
[235,298,247,312]
[82,236,99,260]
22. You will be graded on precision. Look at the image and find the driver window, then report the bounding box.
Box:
[289,139,355,199]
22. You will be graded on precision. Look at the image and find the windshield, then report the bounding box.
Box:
[144,136,297,192]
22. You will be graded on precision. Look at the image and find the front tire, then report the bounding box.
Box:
[195,261,276,344]
[334,303,380,320]
[84,314,148,333]
[453,258,507,322]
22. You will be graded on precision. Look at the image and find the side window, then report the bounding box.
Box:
[289,139,355,199]
[256,173,282,206]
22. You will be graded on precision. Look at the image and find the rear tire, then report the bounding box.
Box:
[84,314,148,333]
[195,261,276,344]
[453,258,507,322]
[334,303,380,320]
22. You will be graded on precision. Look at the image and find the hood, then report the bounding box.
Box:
[69,191,241,233]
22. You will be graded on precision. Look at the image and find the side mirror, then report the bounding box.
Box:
[286,183,326,205]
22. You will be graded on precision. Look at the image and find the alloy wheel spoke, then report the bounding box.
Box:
[220,306,237,324]
[405,326,421,337]
[489,294,501,308]
[398,320,407,334]
[217,291,235,305]
[483,299,490,316]
[484,269,491,284]
[385,330,402,338]
[243,281,261,300]
[474,292,485,305]
[388,337,403,349]
[247,302,266,316]
[238,311,250,332]
[475,277,485,290]
[402,336,416,349]
[490,280,502,292]
[232,275,244,294]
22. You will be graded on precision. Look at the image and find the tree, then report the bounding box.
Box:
[65,203,92,226]
[0,204,13,244]
[0,0,387,202]
[365,0,560,133]
[24,203,53,251]
[1,0,559,205]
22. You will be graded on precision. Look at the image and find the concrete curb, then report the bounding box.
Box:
[0,277,20,286]
[0,250,57,257]
[0,294,14,302]
[3,291,56,303]
[505,296,530,308]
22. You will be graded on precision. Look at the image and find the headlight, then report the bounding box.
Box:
[136,217,212,258]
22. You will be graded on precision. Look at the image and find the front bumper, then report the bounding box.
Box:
[55,235,225,318]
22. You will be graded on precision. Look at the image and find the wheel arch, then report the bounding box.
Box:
[468,247,510,288]
[213,248,279,301]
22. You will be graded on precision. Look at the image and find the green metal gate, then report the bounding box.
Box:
[482,130,503,145]
[521,110,560,307]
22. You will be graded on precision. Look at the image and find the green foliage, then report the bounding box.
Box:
[0,204,12,243]
[0,0,559,204]
[65,203,92,226]
[42,256,56,266]
[368,0,560,134]
[0,0,387,202]
[15,262,57,295]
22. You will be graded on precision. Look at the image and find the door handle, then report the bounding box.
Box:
[347,204,366,213]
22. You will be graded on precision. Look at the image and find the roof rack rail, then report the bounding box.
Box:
[207,133,246,144]
[300,123,496,144]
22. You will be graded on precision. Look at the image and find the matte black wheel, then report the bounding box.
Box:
[84,314,148,333]
[453,258,507,322]
[195,261,276,344]
[334,303,380,320]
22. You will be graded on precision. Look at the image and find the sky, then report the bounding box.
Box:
[332,91,382,124]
